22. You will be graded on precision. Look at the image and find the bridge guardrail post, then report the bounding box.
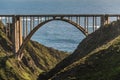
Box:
[12,15,16,54]
[12,15,22,55]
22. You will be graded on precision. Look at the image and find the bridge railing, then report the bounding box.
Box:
[18,15,102,37]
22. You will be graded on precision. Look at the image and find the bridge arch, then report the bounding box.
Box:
[17,18,88,57]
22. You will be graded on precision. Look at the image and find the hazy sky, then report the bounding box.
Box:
[0,0,120,14]
[0,0,120,7]
[0,0,119,6]
[0,0,120,3]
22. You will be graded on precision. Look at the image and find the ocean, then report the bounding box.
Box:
[0,0,120,52]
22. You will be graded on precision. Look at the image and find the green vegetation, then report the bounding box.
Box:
[51,36,120,80]
[40,20,120,80]
[0,21,68,80]
[2,18,120,80]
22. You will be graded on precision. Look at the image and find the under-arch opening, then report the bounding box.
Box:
[17,18,87,56]
[31,20,85,52]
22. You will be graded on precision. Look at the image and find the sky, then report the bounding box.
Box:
[0,0,119,7]
[0,0,120,3]
[0,0,120,14]
[0,0,119,1]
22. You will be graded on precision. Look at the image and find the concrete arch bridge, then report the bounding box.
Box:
[0,14,119,59]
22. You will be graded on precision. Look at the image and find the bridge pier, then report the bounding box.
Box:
[101,15,110,26]
[12,16,22,55]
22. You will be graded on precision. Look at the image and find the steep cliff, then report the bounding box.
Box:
[0,21,68,80]
[40,20,120,80]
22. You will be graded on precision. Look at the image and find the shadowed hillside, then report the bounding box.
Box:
[51,32,120,80]
[39,20,120,80]
[0,21,68,80]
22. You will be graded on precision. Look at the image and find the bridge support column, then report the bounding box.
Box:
[101,15,110,26]
[12,16,22,55]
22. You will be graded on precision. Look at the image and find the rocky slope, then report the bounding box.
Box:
[39,20,120,80]
[0,21,68,80]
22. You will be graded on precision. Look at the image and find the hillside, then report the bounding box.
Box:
[0,21,68,80]
[51,33,120,80]
[39,20,120,80]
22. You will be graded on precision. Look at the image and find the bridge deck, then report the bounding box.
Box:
[0,14,120,17]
